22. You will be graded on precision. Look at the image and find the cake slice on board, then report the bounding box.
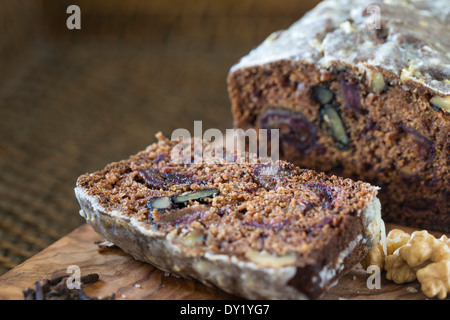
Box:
[75,134,383,299]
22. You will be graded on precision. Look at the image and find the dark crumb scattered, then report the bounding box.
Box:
[95,239,118,253]
[22,273,115,300]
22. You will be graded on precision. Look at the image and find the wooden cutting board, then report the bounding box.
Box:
[0,223,448,300]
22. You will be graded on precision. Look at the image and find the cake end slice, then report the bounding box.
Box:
[227,0,449,232]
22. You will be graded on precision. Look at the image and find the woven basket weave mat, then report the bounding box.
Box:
[0,0,318,275]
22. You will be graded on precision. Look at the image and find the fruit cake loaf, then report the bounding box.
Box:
[75,133,383,300]
[227,0,449,232]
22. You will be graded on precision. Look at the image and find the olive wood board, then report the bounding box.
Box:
[0,223,448,300]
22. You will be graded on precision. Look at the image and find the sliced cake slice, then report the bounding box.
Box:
[75,133,383,299]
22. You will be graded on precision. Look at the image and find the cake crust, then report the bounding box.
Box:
[231,0,450,96]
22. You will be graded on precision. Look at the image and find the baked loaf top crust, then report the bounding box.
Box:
[231,0,450,96]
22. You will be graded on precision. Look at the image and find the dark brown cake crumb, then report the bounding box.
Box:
[77,135,378,259]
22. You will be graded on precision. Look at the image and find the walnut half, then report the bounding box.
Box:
[363,228,450,299]
[384,230,450,299]
[361,228,409,270]
[416,260,450,300]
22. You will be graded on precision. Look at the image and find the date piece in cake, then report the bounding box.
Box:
[227,0,449,232]
[75,134,383,300]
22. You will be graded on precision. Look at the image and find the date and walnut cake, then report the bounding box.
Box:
[227,0,449,232]
[75,134,383,300]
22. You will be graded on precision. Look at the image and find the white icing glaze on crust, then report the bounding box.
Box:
[231,0,450,95]
[74,185,382,300]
